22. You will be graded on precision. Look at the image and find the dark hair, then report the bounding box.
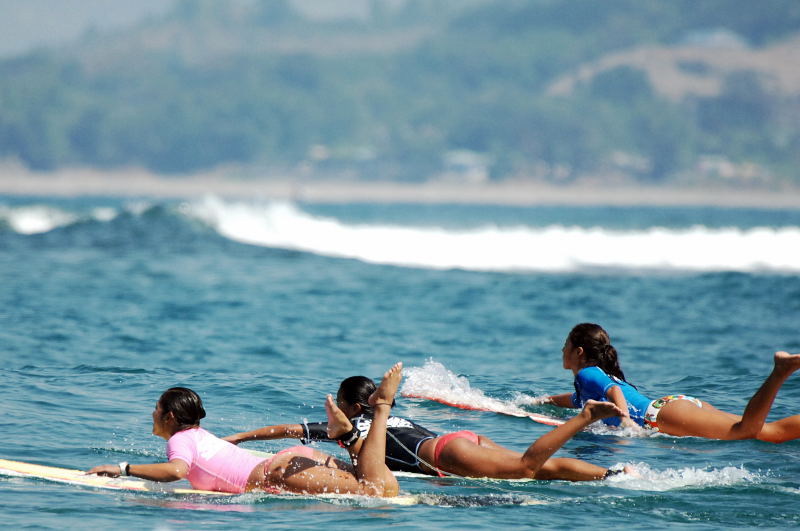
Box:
[337,375,395,416]
[568,323,629,383]
[158,387,206,431]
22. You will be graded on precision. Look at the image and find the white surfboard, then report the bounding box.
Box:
[0,458,419,505]
[0,458,227,495]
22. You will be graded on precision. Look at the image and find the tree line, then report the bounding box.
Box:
[0,0,798,184]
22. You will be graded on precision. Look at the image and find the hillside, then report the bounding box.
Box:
[0,0,798,185]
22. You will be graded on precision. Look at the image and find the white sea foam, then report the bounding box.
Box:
[0,205,78,234]
[607,463,759,491]
[187,197,800,273]
[0,204,123,234]
[91,207,119,222]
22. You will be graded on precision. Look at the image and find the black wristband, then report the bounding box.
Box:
[336,427,360,448]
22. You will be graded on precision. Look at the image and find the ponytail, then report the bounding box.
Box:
[568,323,629,383]
[598,343,627,383]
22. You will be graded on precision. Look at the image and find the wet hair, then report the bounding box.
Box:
[337,375,395,416]
[568,323,629,383]
[158,387,206,431]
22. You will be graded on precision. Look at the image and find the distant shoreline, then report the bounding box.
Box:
[1,167,799,209]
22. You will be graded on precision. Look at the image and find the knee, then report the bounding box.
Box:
[529,459,555,479]
[361,477,399,497]
[381,479,400,497]
[730,422,760,440]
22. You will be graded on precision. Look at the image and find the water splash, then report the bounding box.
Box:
[401,359,551,418]
[608,463,759,491]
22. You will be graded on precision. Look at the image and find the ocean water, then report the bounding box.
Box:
[1,194,799,530]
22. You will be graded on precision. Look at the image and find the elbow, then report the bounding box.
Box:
[158,461,189,482]
[167,470,186,482]
[169,465,189,481]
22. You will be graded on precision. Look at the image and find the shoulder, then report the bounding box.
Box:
[575,367,618,393]
[168,428,192,442]
[167,427,204,446]
[577,366,611,381]
[167,428,203,460]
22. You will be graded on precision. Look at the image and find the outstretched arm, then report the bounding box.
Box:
[223,424,306,444]
[605,386,639,429]
[544,393,578,408]
[87,460,189,482]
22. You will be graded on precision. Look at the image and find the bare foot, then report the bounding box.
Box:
[325,394,354,439]
[583,400,626,422]
[368,362,403,408]
[774,351,800,375]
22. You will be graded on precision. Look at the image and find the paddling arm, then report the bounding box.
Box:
[545,393,577,408]
[88,459,188,482]
[223,424,305,444]
[605,386,640,429]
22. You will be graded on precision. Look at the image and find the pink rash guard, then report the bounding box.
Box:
[166,427,266,493]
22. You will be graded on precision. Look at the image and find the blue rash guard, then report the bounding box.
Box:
[571,366,652,427]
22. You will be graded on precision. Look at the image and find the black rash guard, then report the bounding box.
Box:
[301,415,438,473]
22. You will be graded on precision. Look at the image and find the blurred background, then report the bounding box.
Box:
[0,0,798,196]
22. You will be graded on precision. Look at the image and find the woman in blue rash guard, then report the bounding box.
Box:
[545,323,800,442]
[225,375,632,481]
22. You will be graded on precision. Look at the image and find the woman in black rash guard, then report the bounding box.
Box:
[224,375,632,481]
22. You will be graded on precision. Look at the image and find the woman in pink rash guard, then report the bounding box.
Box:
[87,363,404,497]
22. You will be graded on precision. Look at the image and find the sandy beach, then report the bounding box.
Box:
[1,166,799,209]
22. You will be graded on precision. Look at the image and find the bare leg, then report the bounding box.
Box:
[422,400,623,481]
[657,351,800,440]
[353,361,402,496]
[257,363,402,497]
[474,434,605,479]
[734,351,800,437]
[476,434,509,450]
[431,440,608,480]
[759,415,800,443]
[521,400,624,473]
